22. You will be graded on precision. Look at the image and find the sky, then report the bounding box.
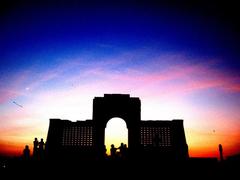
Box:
[0,0,240,158]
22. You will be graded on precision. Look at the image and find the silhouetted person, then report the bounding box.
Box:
[118,143,124,156]
[118,143,127,158]
[39,138,45,159]
[33,137,39,159]
[39,138,44,151]
[110,144,117,159]
[23,145,30,160]
[103,145,107,158]
[219,144,224,161]
[118,143,128,159]
[123,144,128,158]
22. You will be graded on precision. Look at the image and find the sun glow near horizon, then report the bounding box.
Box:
[105,118,128,155]
[1,62,240,158]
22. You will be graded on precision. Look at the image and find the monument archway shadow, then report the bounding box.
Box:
[46,94,189,161]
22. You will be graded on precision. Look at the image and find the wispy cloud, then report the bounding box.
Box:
[69,59,240,96]
[1,50,240,156]
[1,50,239,107]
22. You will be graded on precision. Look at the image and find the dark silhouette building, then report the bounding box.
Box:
[46,94,189,161]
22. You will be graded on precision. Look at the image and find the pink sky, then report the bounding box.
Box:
[0,53,240,159]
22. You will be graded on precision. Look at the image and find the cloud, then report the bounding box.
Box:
[74,60,240,97]
[78,57,240,102]
[1,51,239,108]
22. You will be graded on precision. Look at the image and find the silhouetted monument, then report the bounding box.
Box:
[46,94,189,161]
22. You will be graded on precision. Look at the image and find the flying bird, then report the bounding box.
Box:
[13,101,23,108]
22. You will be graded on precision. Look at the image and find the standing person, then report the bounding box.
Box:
[122,144,128,159]
[39,138,45,160]
[23,145,30,160]
[33,138,39,159]
[110,144,117,159]
[118,143,125,158]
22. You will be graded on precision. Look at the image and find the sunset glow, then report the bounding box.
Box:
[1,1,240,159]
[105,118,128,155]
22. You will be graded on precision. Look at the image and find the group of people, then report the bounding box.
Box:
[22,137,45,160]
[24,138,129,160]
[33,138,45,159]
[110,143,128,159]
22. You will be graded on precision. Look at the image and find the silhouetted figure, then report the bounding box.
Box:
[123,144,128,158]
[118,143,126,158]
[118,143,128,159]
[103,145,107,158]
[110,144,117,159]
[23,145,30,160]
[39,138,45,160]
[219,144,224,161]
[118,143,124,155]
[39,138,44,149]
[33,137,39,159]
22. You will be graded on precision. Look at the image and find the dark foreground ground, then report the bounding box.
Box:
[0,157,239,179]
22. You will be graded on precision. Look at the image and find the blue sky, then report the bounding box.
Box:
[1,0,239,72]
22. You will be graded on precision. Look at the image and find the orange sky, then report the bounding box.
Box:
[1,1,240,159]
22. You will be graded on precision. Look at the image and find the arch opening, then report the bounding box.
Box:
[105,117,128,156]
